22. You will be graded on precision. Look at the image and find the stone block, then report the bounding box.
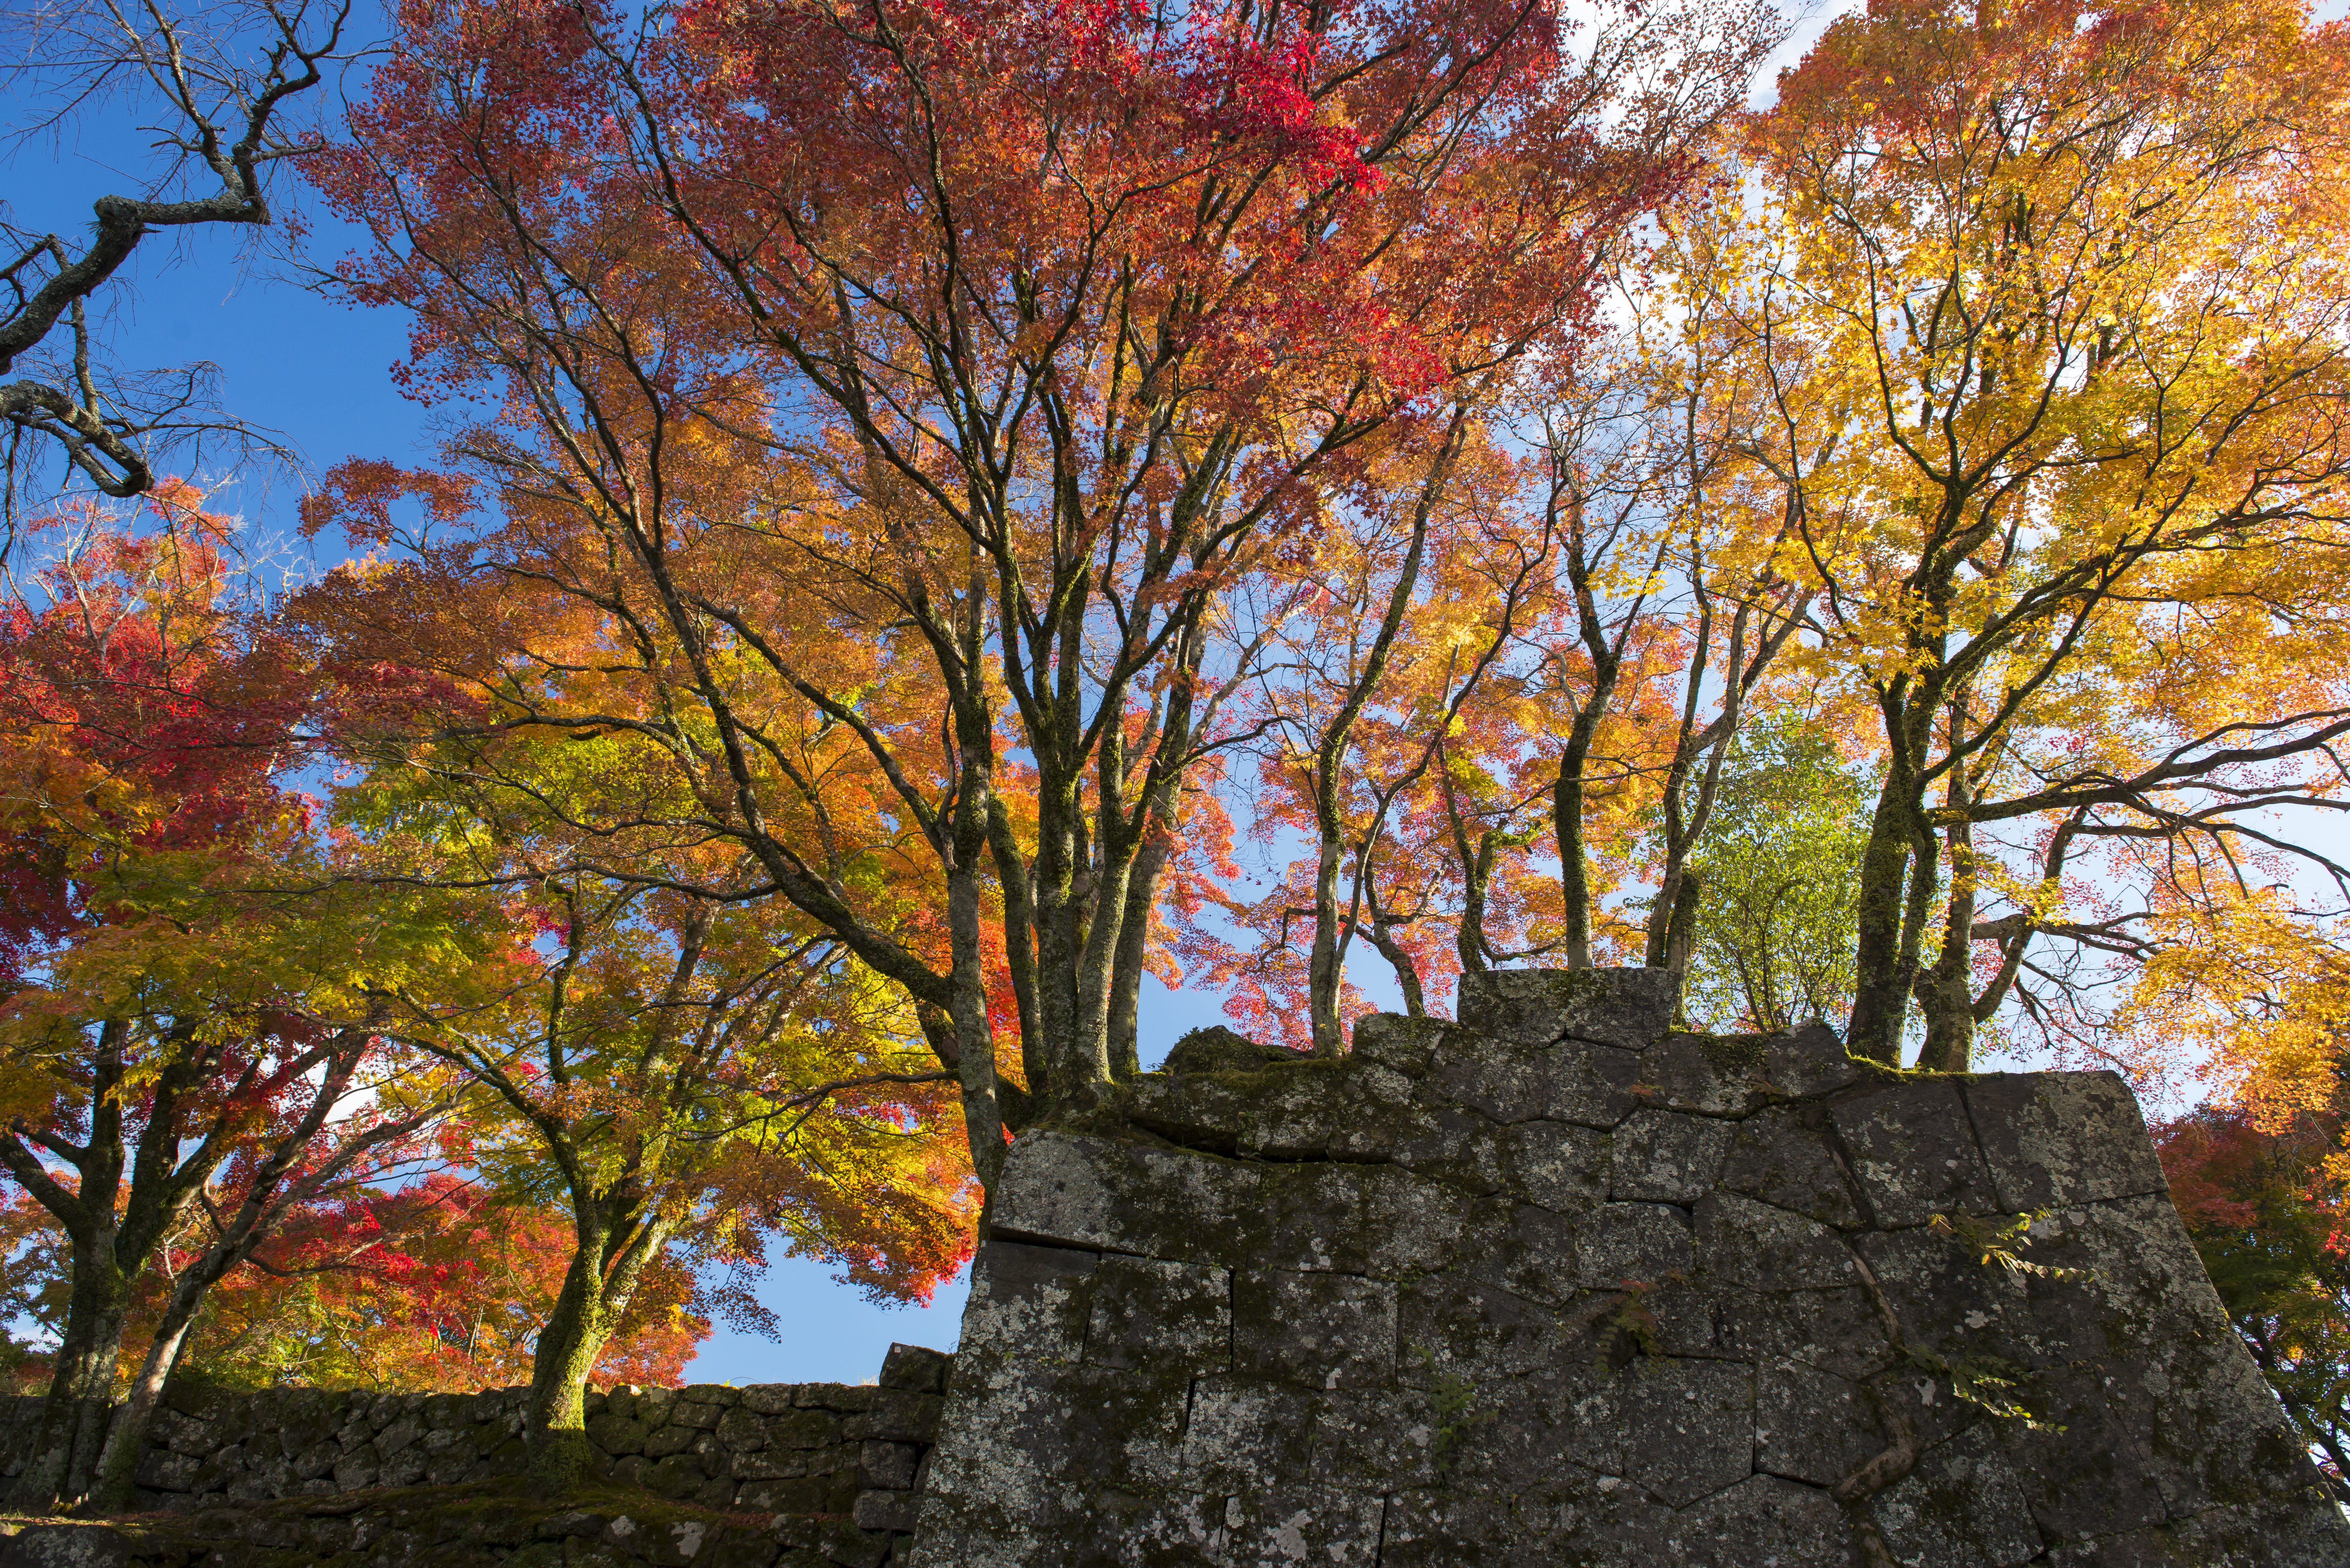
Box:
[852,1489,922,1533]
[645,1422,699,1459]
[1964,1072,2168,1213]
[1125,1057,1418,1160]
[955,1240,1099,1377]
[588,1412,648,1457]
[989,1131,1266,1267]
[1081,1254,1231,1377]
[1651,1474,1850,1567]
[1717,1286,1899,1383]
[133,1447,204,1492]
[856,1438,920,1490]
[1854,1225,2029,1365]
[290,1437,340,1482]
[1697,1193,1857,1291]
[374,1416,423,1458]
[1428,1035,1641,1131]
[1398,1270,1580,1384]
[927,1362,1189,1496]
[329,1444,381,1490]
[1181,1377,1440,1494]
[734,1476,834,1514]
[1457,965,1676,1050]
[1871,1426,2042,1568]
[738,1384,799,1416]
[1719,1104,1864,1227]
[855,1388,944,1444]
[793,1382,875,1412]
[730,1447,819,1481]
[0,1525,136,1568]
[715,1405,767,1453]
[1262,1162,1469,1278]
[1764,1021,1861,1098]
[1159,1023,1291,1074]
[1576,1202,1694,1289]
[1638,1031,1775,1116]
[760,1407,845,1450]
[877,1343,952,1394]
[1248,1488,1390,1565]
[1609,1109,1733,1202]
[1452,1200,1580,1307]
[1233,1269,1397,1389]
[1754,1358,1878,1487]
[670,1397,725,1430]
[1350,1012,1451,1077]
[1832,1079,2000,1227]
[1624,1356,1754,1505]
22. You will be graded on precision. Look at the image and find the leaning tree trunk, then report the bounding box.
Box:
[86,1266,213,1508]
[527,1247,618,1489]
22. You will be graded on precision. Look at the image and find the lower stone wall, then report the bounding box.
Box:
[0,1344,948,1566]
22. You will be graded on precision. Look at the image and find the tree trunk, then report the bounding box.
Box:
[1455,829,1496,982]
[1915,787,1978,1073]
[526,1243,617,1490]
[1845,775,1923,1064]
[86,1275,208,1509]
[987,797,1046,1096]
[1307,831,1348,1058]
[1555,744,1596,969]
[12,1248,129,1509]
[1106,829,1172,1080]
[1663,869,1704,1010]
[1028,768,1107,1097]
[1073,848,1136,1080]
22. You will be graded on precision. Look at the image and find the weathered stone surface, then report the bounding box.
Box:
[1126,1057,1416,1160]
[1159,1023,1291,1075]
[1081,1255,1231,1376]
[1871,1426,2042,1568]
[1720,1103,1865,1226]
[1697,1192,1856,1291]
[1233,1269,1397,1389]
[988,1130,1265,1266]
[907,965,2348,1567]
[1638,1031,1773,1116]
[1965,1070,2170,1213]
[1765,1021,1861,1098]
[0,1526,135,1568]
[1457,965,1676,1050]
[1832,1077,2002,1226]
[1607,1109,1732,1202]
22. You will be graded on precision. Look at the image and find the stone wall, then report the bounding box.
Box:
[0,1344,948,1566]
[907,967,2350,1567]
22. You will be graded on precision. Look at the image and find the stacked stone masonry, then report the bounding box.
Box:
[0,1342,950,1567]
[906,967,2350,1567]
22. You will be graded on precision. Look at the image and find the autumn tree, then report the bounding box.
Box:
[307,0,1774,1187]
[1743,0,2350,1067]
[145,1172,709,1395]
[320,714,975,1482]
[0,496,474,1510]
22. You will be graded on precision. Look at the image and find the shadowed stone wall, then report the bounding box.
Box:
[0,1345,949,1566]
[906,968,2350,1566]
